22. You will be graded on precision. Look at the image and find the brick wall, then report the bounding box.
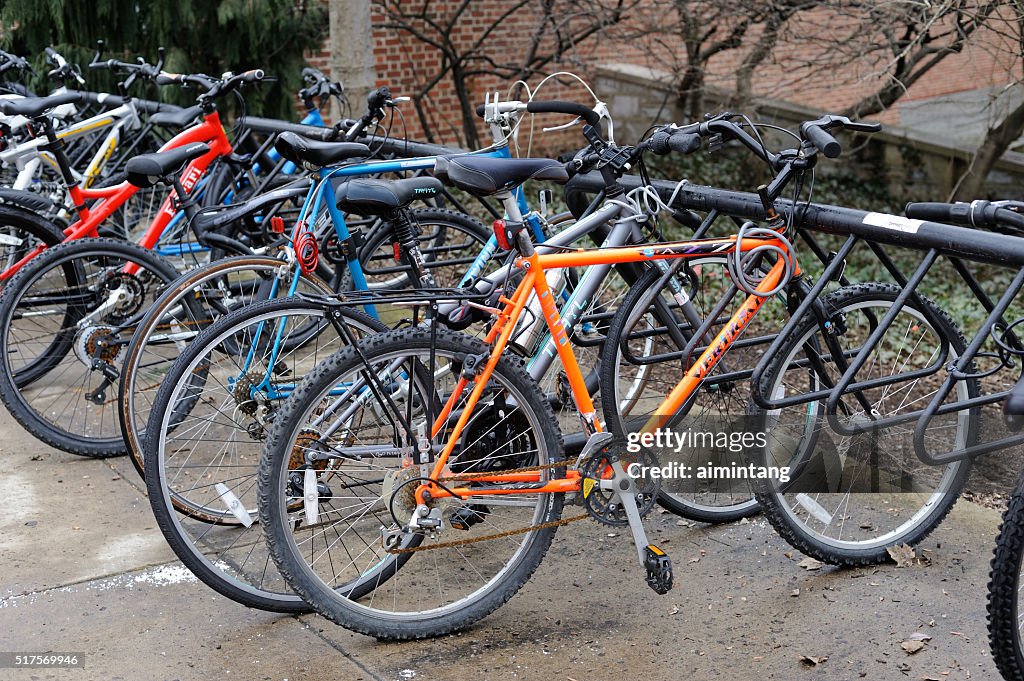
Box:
[305,1,1022,148]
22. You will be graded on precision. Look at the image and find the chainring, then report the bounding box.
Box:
[579,440,660,526]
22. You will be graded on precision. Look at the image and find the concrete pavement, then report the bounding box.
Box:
[0,406,1007,681]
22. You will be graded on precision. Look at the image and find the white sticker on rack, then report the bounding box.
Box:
[863,212,924,234]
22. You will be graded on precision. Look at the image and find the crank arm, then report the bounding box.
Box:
[610,460,650,564]
[610,461,674,594]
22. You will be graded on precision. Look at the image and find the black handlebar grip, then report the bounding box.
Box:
[155,73,181,87]
[667,131,701,154]
[649,130,701,155]
[475,104,485,117]
[904,202,964,224]
[803,124,841,158]
[525,100,601,127]
[648,131,671,155]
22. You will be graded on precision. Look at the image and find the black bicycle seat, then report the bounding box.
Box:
[439,156,568,197]
[335,177,442,216]
[0,91,81,118]
[149,105,202,129]
[274,131,369,169]
[125,142,211,188]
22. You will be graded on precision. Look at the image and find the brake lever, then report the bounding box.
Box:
[542,117,581,133]
[593,101,615,145]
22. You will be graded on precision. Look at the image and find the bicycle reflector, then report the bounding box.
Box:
[269,216,285,234]
[493,219,525,251]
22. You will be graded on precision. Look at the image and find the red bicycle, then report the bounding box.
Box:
[0,61,264,281]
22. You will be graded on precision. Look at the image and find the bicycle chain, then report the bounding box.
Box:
[385,457,587,554]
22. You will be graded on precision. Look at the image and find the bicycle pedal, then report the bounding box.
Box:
[643,545,673,595]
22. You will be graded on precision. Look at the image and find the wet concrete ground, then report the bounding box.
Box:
[0,406,1007,681]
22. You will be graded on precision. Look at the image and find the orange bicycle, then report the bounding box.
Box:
[255,115,865,639]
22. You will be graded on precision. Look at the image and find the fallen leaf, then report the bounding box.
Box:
[784,551,794,560]
[798,557,824,571]
[887,544,916,568]
[901,640,925,654]
[799,655,828,666]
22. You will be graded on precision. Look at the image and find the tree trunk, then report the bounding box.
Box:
[451,61,480,149]
[952,96,1024,200]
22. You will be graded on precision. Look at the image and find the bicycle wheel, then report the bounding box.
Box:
[601,259,774,522]
[988,470,1024,681]
[259,327,564,639]
[0,238,179,456]
[143,297,387,612]
[752,283,975,565]
[341,207,489,290]
[0,204,66,281]
[118,254,333,477]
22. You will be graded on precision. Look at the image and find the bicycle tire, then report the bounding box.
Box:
[143,297,388,612]
[259,326,565,639]
[988,470,1024,681]
[0,237,179,457]
[751,283,975,565]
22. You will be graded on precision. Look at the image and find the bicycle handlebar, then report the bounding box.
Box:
[474,99,602,127]
[156,68,265,107]
[905,200,1024,233]
[800,115,881,158]
[0,49,33,76]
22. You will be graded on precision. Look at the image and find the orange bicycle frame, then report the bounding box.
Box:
[416,234,797,503]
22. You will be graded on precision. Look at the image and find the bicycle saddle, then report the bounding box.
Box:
[125,142,211,188]
[149,105,202,129]
[0,91,81,118]
[274,131,370,169]
[436,156,568,197]
[335,177,442,215]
